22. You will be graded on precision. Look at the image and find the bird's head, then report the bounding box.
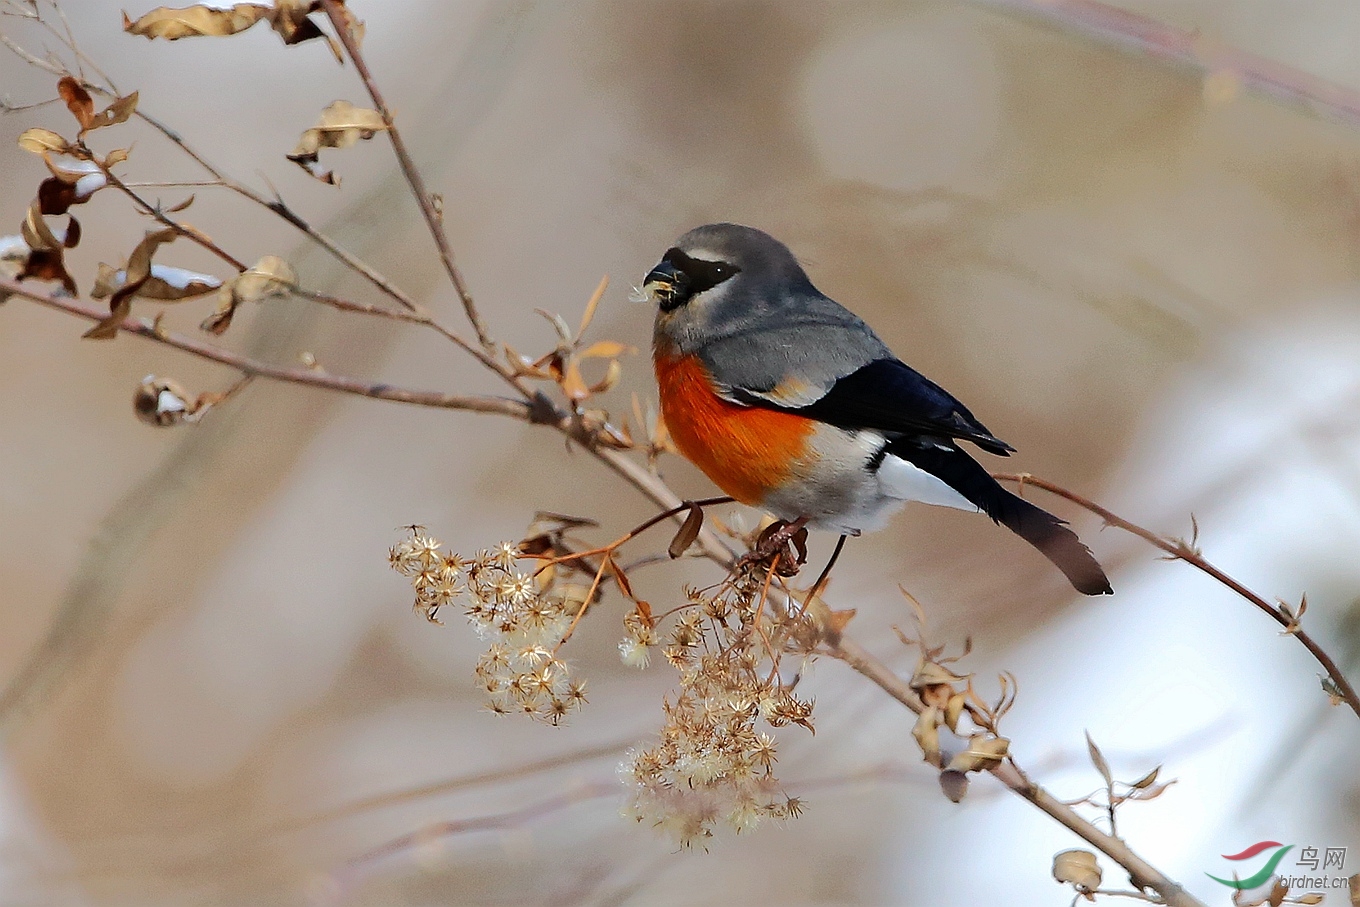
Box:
[637,223,815,354]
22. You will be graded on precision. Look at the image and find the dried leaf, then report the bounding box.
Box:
[57,76,94,131]
[232,254,295,302]
[1085,731,1113,787]
[17,128,69,155]
[911,706,942,767]
[608,556,634,600]
[201,254,295,334]
[560,360,589,402]
[910,661,969,690]
[104,148,131,168]
[83,228,179,339]
[269,0,322,42]
[945,734,1009,773]
[91,263,220,301]
[123,4,272,40]
[579,340,631,360]
[668,503,703,559]
[22,201,65,251]
[944,692,967,732]
[286,100,388,184]
[86,92,139,132]
[1053,849,1102,894]
[1129,766,1160,790]
[165,193,194,213]
[575,274,609,339]
[1132,780,1176,800]
[819,607,856,636]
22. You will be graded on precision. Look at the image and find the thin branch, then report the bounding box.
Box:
[994,472,1360,720]
[1,276,533,420]
[319,0,494,352]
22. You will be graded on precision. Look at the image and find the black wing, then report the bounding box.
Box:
[736,358,1015,456]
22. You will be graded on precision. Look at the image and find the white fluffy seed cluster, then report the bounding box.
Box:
[621,576,816,847]
[389,528,587,725]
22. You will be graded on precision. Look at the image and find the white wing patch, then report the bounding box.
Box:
[877,454,977,511]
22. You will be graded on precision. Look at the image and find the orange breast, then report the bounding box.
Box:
[654,349,816,505]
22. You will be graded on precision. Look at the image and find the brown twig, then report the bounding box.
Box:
[318,0,494,352]
[994,472,1360,720]
[1,276,533,421]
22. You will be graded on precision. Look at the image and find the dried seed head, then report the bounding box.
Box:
[134,375,193,427]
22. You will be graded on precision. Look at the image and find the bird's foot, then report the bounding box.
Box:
[737,516,810,577]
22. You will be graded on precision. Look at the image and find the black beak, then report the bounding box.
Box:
[643,260,690,311]
[644,259,680,288]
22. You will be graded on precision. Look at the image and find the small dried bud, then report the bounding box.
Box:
[134,375,193,426]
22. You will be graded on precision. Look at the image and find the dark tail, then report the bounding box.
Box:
[891,441,1113,595]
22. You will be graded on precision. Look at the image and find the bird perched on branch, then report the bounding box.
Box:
[638,223,1112,596]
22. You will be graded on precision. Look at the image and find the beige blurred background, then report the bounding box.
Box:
[1,1,1358,904]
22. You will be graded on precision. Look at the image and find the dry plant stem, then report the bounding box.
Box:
[319,0,493,352]
[975,0,1360,130]
[995,472,1360,720]
[1,276,529,419]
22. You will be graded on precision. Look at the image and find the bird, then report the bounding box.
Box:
[638,223,1112,596]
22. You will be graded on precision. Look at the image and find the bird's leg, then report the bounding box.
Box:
[806,534,847,605]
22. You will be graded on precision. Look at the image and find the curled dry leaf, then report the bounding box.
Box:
[944,734,1009,773]
[54,77,133,135]
[286,100,388,184]
[83,228,180,339]
[38,158,107,216]
[202,254,295,334]
[87,92,140,133]
[270,0,340,60]
[18,201,79,295]
[668,503,704,559]
[1053,849,1102,896]
[92,261,221,302]
[17,128,69,155]
[123,4,272,40]
[57,76,94,132]
[912,705,942,767]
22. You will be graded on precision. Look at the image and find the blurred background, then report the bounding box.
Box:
[1,0,1358,904]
